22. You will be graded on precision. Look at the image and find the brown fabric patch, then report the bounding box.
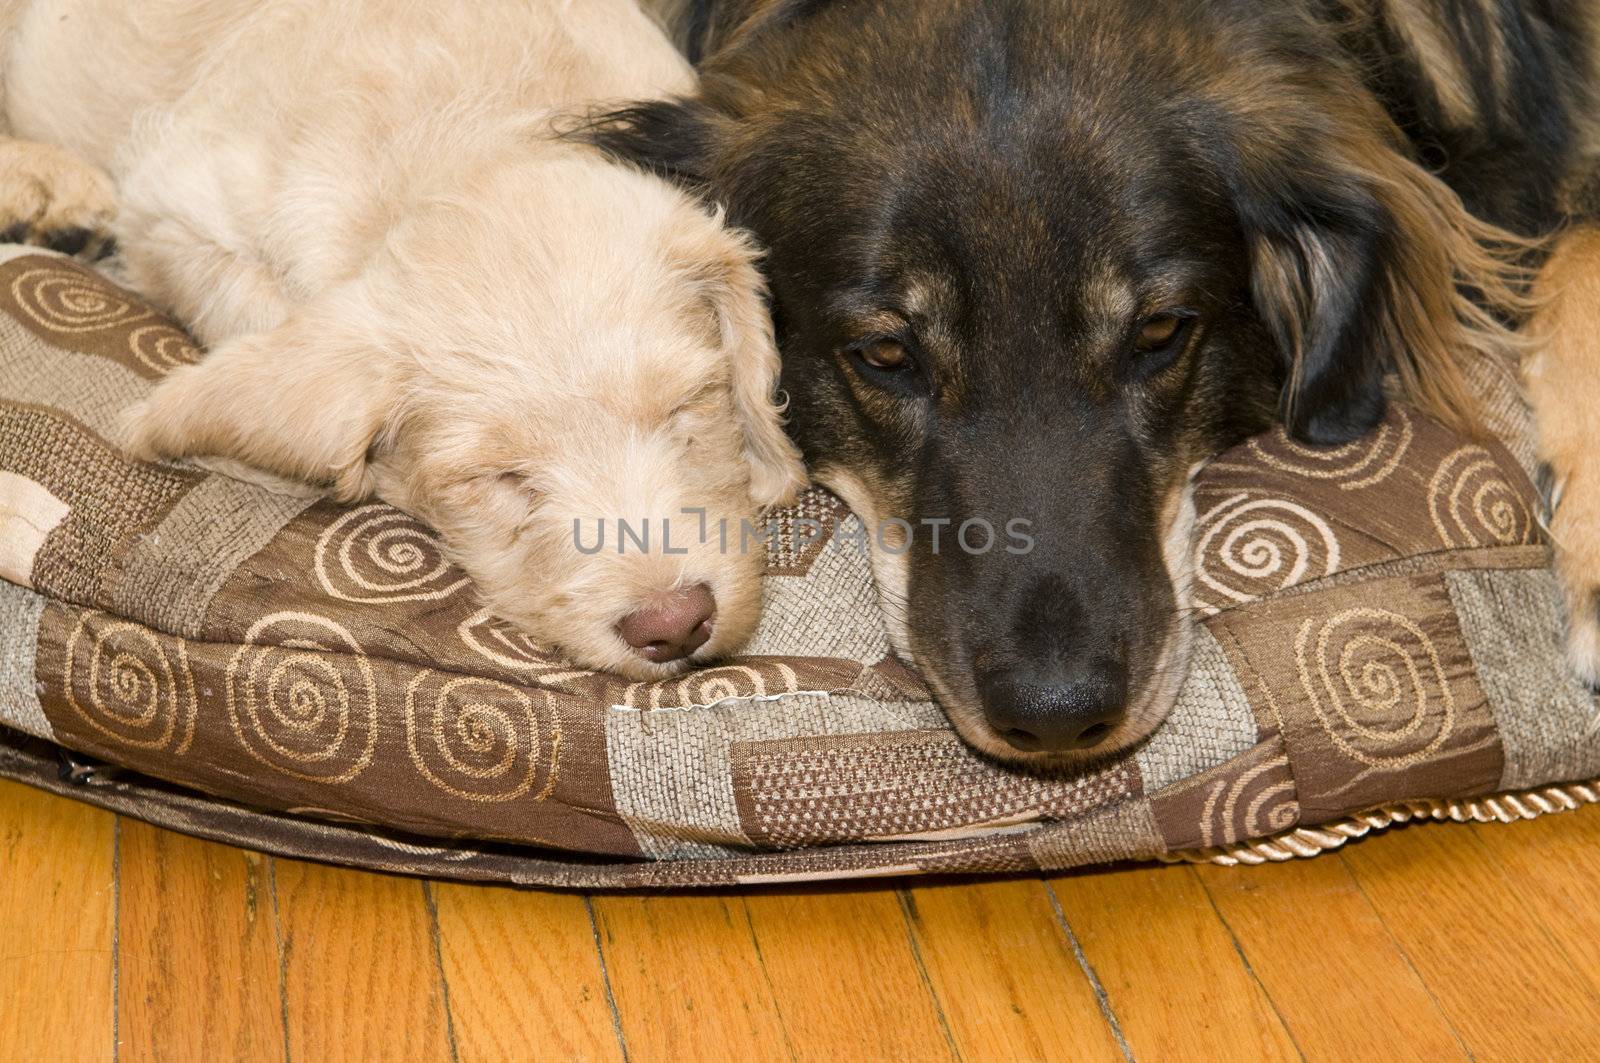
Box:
[1195,407,1540,614]
[1150,736,1299,850]
[1026,800,1166,872]
[730,728,1141,848]
[604,656,867,710]
[762,488,851,576]
[2,257,197,379]
[1207,572,1504,821]
[33,599,642,856]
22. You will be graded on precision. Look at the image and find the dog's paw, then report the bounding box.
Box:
[0,140,117,259]
[1543,467,1600,692]
[1554,557,1600,694]
[1566,590,1600,694]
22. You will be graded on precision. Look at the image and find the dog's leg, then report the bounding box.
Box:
[0,136,116,257]
[120,303,393,502]
[1527,225,1600,689]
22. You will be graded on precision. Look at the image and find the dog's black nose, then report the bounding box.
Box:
[978,663,1127,753]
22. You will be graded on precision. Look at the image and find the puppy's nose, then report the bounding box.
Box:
[617,583,716,664]
[978,662,1127,753]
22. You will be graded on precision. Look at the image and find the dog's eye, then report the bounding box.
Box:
[1135,314,1185,351]
[1128,311,1195,376]
[857,338,913,372]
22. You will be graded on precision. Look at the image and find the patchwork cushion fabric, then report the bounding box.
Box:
[0,247,1594,889]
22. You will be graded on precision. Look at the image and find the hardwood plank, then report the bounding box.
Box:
[590,893,794,1061]
[1194,855,1467,1061]
[0,780,116,1063]
[1469,806,1600,976]
[117,819,286,1062]
[429,882,622,1063]
[740,885,959,1062]
[1047,863,1301,1061]
[898,878,1125,1061]
[272,858,454,1063]
[1341,820,1600,1059]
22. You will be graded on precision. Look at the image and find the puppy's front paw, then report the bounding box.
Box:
[116,399,168,464]
[1543,467,1600,691]
[0,140,117,259]
[116,370,202,462]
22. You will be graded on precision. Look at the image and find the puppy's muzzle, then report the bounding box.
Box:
[616,583,716,664]
[977,656,1127,753]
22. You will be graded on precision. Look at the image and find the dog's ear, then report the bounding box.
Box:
[1230,111,1531,445]
[1235,172,1392,445]
[679,219,807,509]
[122,301,396,501]
[581,97,725,190]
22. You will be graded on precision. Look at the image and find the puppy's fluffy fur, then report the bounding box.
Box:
[0,0,806,679]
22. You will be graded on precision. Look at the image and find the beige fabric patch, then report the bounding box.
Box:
[603,691,946,859]
[0,470,68,588]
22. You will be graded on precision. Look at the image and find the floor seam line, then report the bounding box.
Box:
[583,896,631,1063]
[896,887,964,1062]
[1043,879,1137,1063]
[421,882,461,1063]
[1193,867,1307,1062]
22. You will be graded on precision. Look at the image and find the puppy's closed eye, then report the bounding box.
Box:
[484,469,543,502]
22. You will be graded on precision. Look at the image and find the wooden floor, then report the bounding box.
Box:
[4,779,1600,1060]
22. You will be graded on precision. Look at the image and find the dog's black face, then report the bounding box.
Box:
[738,91,1281,762]
[590,0,1529,764]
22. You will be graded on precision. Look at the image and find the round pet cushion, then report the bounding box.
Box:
[0,246,1594,888]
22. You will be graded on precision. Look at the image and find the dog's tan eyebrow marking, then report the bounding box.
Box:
[1084,267,1135,317]
[831,275,945,337]
[1133,267,1212,317]
[848,308,912,337]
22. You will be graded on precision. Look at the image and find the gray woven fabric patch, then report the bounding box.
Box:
[0,315,151,437]
[1136,626,1258,792]
[605,691,945,859]
[742,517,893,664]
[1447,568,1600,790]
[110,474,314,637]
[0,579,49,739]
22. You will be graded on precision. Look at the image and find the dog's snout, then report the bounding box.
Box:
[978,662,1127,753]
[617,583,716,664]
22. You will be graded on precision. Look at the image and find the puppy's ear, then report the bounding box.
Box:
[682,219,807,509]
[1233,115,1534,445]
[581,97,725,190]
[123,301,396,501]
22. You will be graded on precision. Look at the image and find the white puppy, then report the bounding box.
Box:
[0,0,806,678]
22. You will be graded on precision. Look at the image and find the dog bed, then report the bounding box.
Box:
[0,246,1594,888]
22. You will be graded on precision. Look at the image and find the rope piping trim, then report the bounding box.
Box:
[1162,779,1600,868]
